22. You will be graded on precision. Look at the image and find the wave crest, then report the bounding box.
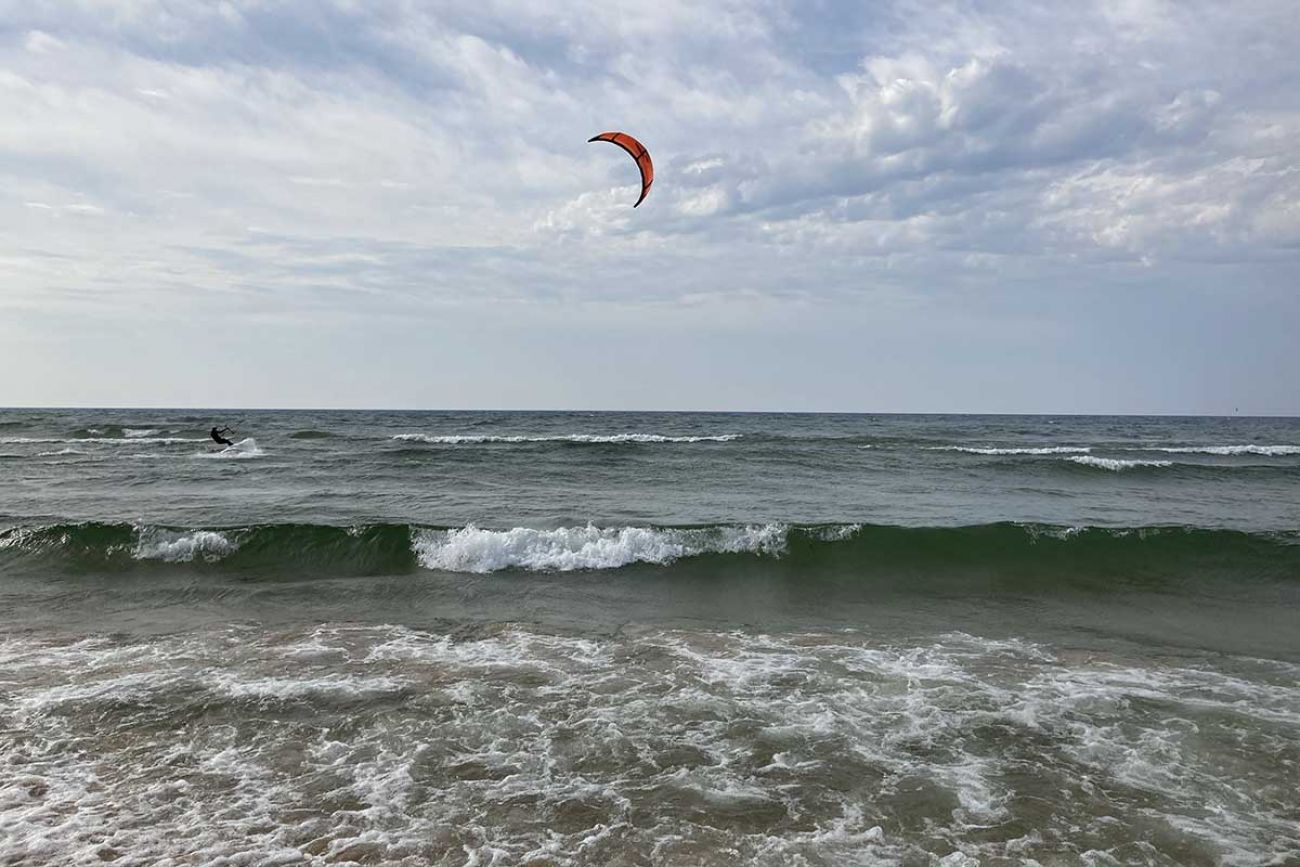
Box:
[0,436,202,445]
[393,433,740,445]
[134,529,237,562]
[1149,445,1300,456]
[412,524,785,573]
[2,522,1297,583]
[932,446,1092,455]
[1067,456,1174,471]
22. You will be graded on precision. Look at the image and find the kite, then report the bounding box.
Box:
[588,132,653,207]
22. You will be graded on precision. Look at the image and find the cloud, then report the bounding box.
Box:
[1,0,1297,410]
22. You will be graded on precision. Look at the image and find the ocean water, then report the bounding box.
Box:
[1,409,1298,865]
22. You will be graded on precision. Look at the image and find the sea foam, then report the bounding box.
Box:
[393,433,740,444]
[932,446,1092,455]
[197,438,265,459]
[1147,445,1300,456]
[133,529,238,562]
[3,625,1295,865]
[0,436,202,445]
[412,524,785,573]
[1066,455,1173,471]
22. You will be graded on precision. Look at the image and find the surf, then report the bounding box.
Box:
[393,433,741,444]
[198,438,265,459]
[3,521,1296,586]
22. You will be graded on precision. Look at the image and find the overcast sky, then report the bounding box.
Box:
[2,0,1297,413]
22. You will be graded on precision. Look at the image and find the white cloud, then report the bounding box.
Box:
[0,0,1297,410]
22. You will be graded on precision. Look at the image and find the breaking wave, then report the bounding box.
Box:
[1,521,1296,584]
[393,433,741,445]
[133,529,238,562]
[0,436,202,445]
[1066,455,1175,471]
[411,524,788,573]
[931,446,1092,455]
[1147,444,1300,456]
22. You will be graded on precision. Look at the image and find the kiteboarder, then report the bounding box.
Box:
[210,426,235,447]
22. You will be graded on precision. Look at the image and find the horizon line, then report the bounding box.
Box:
[1,406,1295,419]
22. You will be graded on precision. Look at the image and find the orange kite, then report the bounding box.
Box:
[588,132,654,207]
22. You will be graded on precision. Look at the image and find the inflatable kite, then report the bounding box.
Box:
[588,132,653,207]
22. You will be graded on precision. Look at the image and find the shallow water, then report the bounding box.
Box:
[3,625,1297,865]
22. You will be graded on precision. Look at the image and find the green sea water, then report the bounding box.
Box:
[2,409,1298,864]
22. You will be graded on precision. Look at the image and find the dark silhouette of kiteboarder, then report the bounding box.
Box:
[210,426,235,447]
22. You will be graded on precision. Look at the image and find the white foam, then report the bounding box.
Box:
[2,626,1297,865]
[132,529,237,562]
[412,524,786,573]
[932,446,1092,455]
[808,524,862,542]
[0,528,45,552]
[216,673,406,701]
[1066,455,1173,471]
[123,428,161,438]
[197,437,265,459]
[393,433,740,444]
[36,448,85,457]
[114,437,201,445]
[1147,444,1300,456]
[15,670,181,713]
[0,436,201,445]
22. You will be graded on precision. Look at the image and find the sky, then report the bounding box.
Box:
[1,0,1298,413]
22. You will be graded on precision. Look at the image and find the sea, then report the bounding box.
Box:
[1,409,1298,866]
